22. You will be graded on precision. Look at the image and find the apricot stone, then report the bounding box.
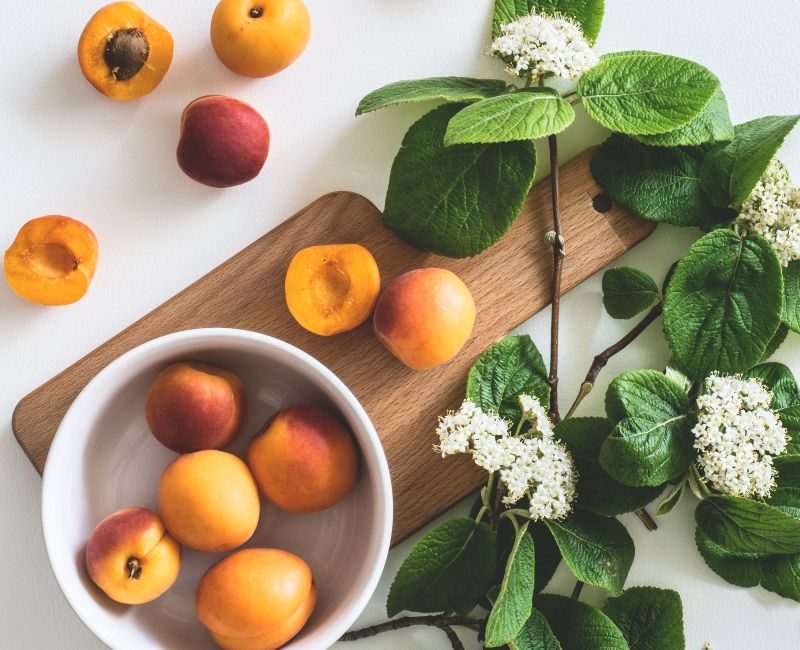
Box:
[196,548,316,650]
[373,268,475,369]
[177,95,270,188]
[85,507,180,605]
[248,405,358,513]
[145,362,246,453]
[158,451,260,552]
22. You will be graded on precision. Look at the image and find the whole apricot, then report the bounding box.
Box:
[285,244,380,336]
[4,216,98,306]
[158,451,260,552]
[248,405,358,513]
[177,95,270,188]
[374,268,476,369]
[145,362,246,453]
[78,2,173,100]
[85,508,180,605]
[211,0,311,78]
[196,548,316,650]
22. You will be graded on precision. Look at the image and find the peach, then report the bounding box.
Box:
[196,548,316,650]
[177,95,269,188]
[145,362,246,453]
[247,405,357,513]
[158,451,260,552]
[85,508,180,605]
[373,268,475,369]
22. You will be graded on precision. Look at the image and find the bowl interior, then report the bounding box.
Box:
[42,330,391,650]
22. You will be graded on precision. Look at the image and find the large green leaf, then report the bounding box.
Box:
[774,455,800,488]
[545,510,634,594]
[602,267,660,319]
[783,261,800,334]
[387,518,497,616]
[531,522,562,593]
[537,595,630,650]
[603,587,686,650]
[486,523,536,647]
[383,104,537,258]
[467,334,549,423]
[604,370,690,423]
[591,134,731,227]
[700,115,800,208]
[356,77,508,115]
[578,51,719,136]
[695,495,800,556]
[509,608,563,650]
[633,88,733,147]
[492,0,605,43]
[663,229,784,380]
[445,88,574,145]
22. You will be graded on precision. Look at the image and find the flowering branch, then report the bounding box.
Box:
[340,615,482,645]
[547,134,565,423]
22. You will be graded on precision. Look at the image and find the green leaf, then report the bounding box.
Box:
[537,595,630,650]
[445,88,574,145]
[768,487,800,518]
[763,323,789,361]
[545,510,634,594]
[655,478,686,516]
[632,88,733,147]
[486,523,535,647]
[663,229,784,380]
[531,522,562,593]
[591,134,732,227]
[774,455,800,488]
[386,518,497,616]
[665,359,693,394]
[604,370,690,423]
[356,77,508,115]
[700,115,800,208]
[578,51,720,136]
[783,261,800,334]
[555,417,612,459]
[602,267,660,319]
[603,587,686,650]
[509,607,563,650]
[383,104,537,258]
[492,0,605,43]
[695,495,800,556]
[467,334,549,423]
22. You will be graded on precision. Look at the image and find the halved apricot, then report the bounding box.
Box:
[78,2,173,100]
[285,244,380,336]
[4,216,99,306]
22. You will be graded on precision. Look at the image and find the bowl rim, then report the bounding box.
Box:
[41,327,393,650]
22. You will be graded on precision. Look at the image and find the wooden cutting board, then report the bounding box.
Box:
[12,148,654,545]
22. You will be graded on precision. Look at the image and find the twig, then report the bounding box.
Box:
[340,615,482,642]
[443,626,466,650]
[547,134,565,423]
[490,475,506,531]
[564,303,663,419]
[634,507,658,531]
[571,581,584,600]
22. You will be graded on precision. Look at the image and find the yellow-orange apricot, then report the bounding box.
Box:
[285,244,380,336]
[197,548,316,650]
[373,268,476,369]
[78,2,174,100]
[248,405,358,512]
[4,216,98,306]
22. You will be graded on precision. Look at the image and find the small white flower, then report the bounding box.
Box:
[737,158,800,267]
[693,373,788,498]
[490,11,598,81]
[518,393,554,437]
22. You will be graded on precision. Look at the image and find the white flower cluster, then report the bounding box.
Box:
[737,157,800,267]
[490,11,598,81]
[692,373,788,498]
[435,396,576,520]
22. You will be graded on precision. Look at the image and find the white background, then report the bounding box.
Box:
[2,1,799,648]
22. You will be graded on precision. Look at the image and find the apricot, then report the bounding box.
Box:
[4,216,98,306]
[211,0,311,78]
[248,405,358,513]
[196,548,316,650]
[285,244,380,336]
[85,508,180,605]
[145,362,246,453]
[78,2,173,100]
[177,95,270,188]
[374,268,475,370]
[158,451,260,552]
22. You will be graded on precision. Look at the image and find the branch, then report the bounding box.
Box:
[571,581,584,600]
[547,134,565,423]
[635,507,658,531]
[443,626,467,650]
[340,615,482,642]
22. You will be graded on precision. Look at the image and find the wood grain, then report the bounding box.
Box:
[12,148,654,545]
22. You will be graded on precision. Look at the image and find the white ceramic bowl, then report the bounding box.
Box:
[42,328,393,650]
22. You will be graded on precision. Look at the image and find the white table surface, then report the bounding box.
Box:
[2,1,799,648]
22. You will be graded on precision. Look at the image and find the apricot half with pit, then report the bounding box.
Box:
[4,216,98,306]
[78,2,174,100]
[285,244,380,336]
